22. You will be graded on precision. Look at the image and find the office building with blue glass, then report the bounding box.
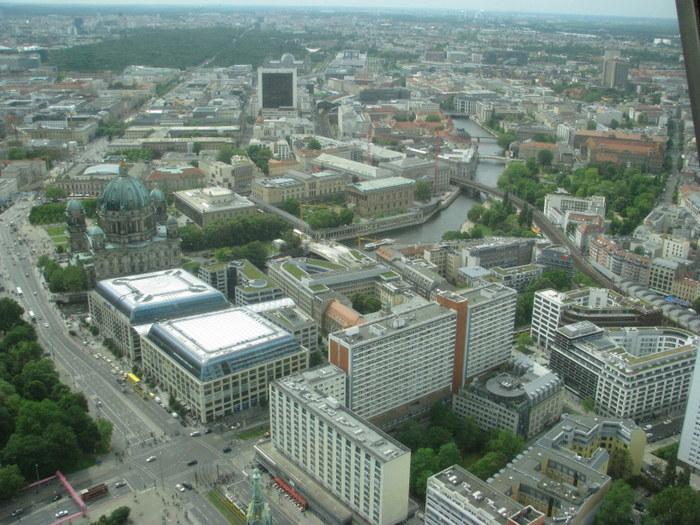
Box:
[140,307,309,422]
[88,268,230,363]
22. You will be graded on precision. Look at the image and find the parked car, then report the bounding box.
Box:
[186,459,198,466]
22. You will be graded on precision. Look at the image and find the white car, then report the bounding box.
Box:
[146,456,157,463]
[175,483,185,492]
[55,510,69,518]
[43,323,49,328]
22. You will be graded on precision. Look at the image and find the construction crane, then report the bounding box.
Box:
[434,131,441,193]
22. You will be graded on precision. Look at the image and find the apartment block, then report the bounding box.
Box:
[649,257,688,296]
[543,192,606,227]
[679,351,700,473]
[461,237,536,269]
[269,366,410,525]
[530,287,662,351]
[425,465,544,525]
[452,356,564,439]
[328,302,456,426]
[540,414,646,475]
[437,284,517,390]
[549,322,699,421]
[589,236,651,285]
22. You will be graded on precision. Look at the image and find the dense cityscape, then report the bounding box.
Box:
[0,1,699,524]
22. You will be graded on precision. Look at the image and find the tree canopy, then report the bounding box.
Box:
[415,179,432,202]
[645,485,700,525]
[595,480,635,525]
[351,293,382,315]
[0,299,111,501]
[37,256,88,293]
[179,214,289,252]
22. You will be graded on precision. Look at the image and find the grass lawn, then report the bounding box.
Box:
[652,442,679,462]
[44,225,68,247]
[45,225,65,236]
[237,425,269,441]
[207,490,245,525]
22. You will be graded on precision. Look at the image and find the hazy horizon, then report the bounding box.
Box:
[0,0,679,20]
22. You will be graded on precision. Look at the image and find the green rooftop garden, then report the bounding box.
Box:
[283,261,307,280]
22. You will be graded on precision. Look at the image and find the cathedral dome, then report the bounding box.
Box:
[100,166,151,212]
[150,188,166,202]
[87,225,105,237]
[66,199,84,216]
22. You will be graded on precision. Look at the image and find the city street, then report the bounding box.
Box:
[0,200,309,525]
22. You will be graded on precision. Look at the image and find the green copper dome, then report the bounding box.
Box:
[150,188,165,202]
[100,170,151,212]
[66,199,84,215]
[87,225,105,237]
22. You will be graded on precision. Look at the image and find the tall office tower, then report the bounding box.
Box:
[256,54,301,113]
[437,283,517,390]
[601,50,629,90]
[679,350,700,472]
[269,366,410,525]
[328,302,456,425]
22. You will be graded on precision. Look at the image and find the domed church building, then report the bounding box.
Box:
[66,162,181,283]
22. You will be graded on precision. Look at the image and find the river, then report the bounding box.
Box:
[392,118,505,244]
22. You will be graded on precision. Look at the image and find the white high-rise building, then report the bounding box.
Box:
[530,289,566,352]
[269,365,410,525]
[679,351,700,472]
[437,283,517,387]
[329,302,456,425]
[543,192,606,227]
[531,287,661,352]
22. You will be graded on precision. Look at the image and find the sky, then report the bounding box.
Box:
[2,0,679,19]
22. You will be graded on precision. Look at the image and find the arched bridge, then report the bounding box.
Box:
[449,175,616,290]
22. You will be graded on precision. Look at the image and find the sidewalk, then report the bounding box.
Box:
[73,487,189,525]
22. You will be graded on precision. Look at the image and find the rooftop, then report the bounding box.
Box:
[540,413,643,452]
[95,268,229,324]
[439,282,517,306]
[348,176,415,193]
[275,368,409,463]
[429,465,539,525]
[330,302,454,345]
[174,186,255,212]
[313,153,388,179]
[147,307,297,372]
